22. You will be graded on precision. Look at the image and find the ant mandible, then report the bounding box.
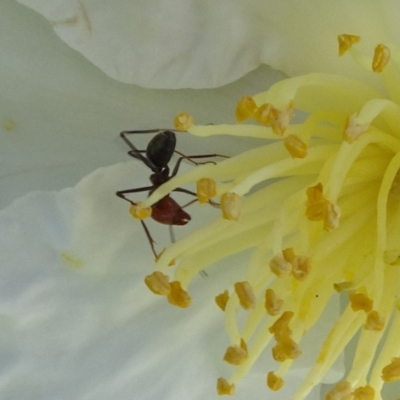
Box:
[116,129,226,259]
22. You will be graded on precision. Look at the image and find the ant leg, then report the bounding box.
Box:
[171,153,229,177]
[140,220,160,260]
[116,186,154,205]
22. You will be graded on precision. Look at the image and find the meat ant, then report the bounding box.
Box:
[116,129,227,259]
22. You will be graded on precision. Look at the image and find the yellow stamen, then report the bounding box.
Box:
[129,202,152,219]
[269,255,292,277]
[253,103,274,126]
[217,378,235,395]
[221,192,241,221]
[269,311,294,339]
[291,256,311,281]
[215,290,230,311]
[174,111,194,131]
[372,44,390,73]
[343,113,370,143]
[167,281,191,308]
[272,335,302,362]
[266,371,284,391]
[223,338,248,365]
[338,34,361,55]
[197,178,217,204]
[305,183,327,221]
[144,271,170,296]
[235,95,257,123]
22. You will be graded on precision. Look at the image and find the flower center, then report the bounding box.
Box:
[139,35,400,399]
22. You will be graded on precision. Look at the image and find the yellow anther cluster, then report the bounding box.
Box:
[215,290,230,311]
[381,357,400,382]
[223,339,248,365]
[217,378,235,395]
[234,281,256,310]
[221,192,241,221]
[129,202,152,219]
[142,33,400,399]
[337,34,361,55]
[197,178,217,204]
[349,291,373,312]
[264,289,284,316]
[266,371,284,391]
[174,111,194,131]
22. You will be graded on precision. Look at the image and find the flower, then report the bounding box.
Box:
[13,0,400,88]
[139,36,400,398]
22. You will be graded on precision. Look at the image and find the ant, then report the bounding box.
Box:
[116,129,227,259]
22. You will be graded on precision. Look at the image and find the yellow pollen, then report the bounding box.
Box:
[353,385,375,400]
[174,111,194,131]
[372,44,390,73]
[282,247,296,262]
[196,178,217,204]
[234,281,256,310]
[265,289,284,316]
[381,357,400,382]
[343,113,370,143]
[221,192,241,221]
[364,310,385,331]
[325,381,352,400]
[215,290,230,311]
[167,281,191,308]
[217,378,235,395]
[338,34,361,55]
[235,95,257,123]
[144,271,170,296]
[269,254,292,277]
[349,291,373,312]
[266,371,284,391]
[223,338,248,365]
[284,134,308,158]
[129,202,152,219]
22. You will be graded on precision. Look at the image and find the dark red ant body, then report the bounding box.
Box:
[116,129,225,258]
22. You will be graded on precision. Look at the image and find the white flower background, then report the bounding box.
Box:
[1,0,400,399]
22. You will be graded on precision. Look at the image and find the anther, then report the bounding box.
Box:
[344,113,370,143]
[284,134,308,158]
[197,178,217,204]
[325,381,352,400]
[269,255,292,277]
[129,202,152,219]
[217,378,236,396]
[144,271,170,295]
[221,192,241,221]
[337,34,361,55]
[372,44,390,73]
[223,338,248,365]
[353,385,375,400]
[174,111,194,131]
[235,96,257,123]
[265,289,284,316]
[381,357,400,382]
[349,292,373,313]
[234,281,256,310]
[364,310,385,331]
[266,371,284,391]
[215,290,230,311]
[167,281,191,308]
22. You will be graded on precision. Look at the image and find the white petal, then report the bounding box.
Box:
[14,0,400,88]
[0,161,342,399]
[0,0,284,210]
